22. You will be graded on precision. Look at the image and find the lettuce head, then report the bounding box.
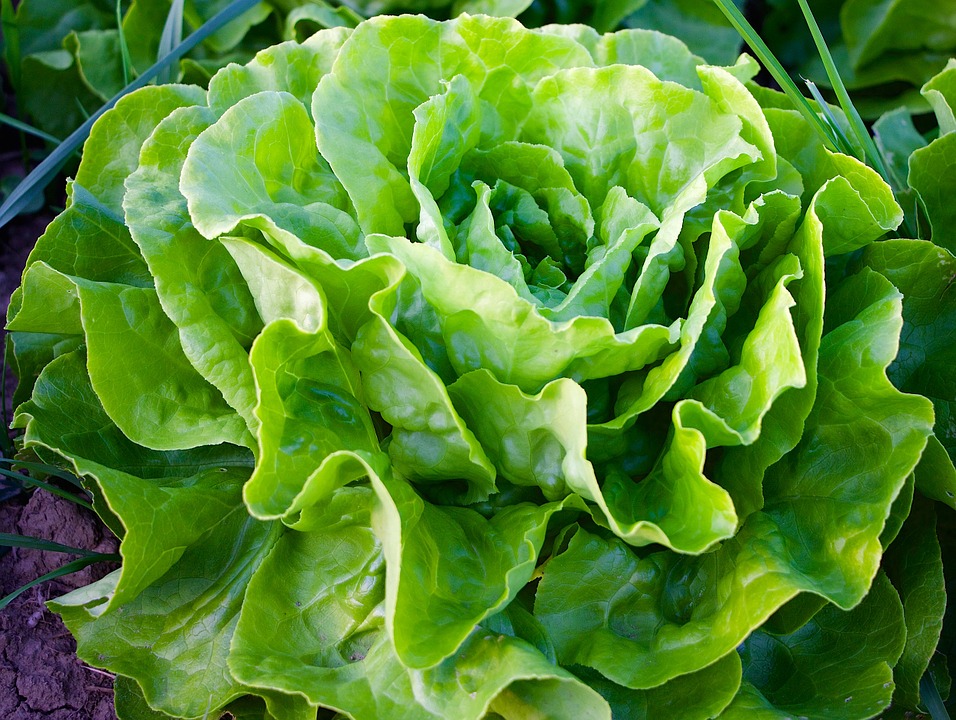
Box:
[6,13,953,720]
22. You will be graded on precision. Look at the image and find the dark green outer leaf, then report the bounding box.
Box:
[909,133,956,253]
[720,572,905,720]
[579,642,742,719]
[864,240,956,466]
[884,496,947,710]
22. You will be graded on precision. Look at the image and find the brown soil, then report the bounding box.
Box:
[1,206,120,718]
[0,492,119,720]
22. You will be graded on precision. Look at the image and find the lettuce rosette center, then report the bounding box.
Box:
[5,13,940,720]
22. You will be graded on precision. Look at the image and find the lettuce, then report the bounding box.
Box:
[6,14,954,719]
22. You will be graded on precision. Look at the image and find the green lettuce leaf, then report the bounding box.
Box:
[884,496,947,710]
[228,477,611,720]
[720,573,905,719]
[863,239,956,466]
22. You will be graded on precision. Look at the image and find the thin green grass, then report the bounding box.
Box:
[0,468,93,511]
[0,532,111,557]
[794,0,890,179]
[803,79,855,154]
[0,458,85,489]
[711,0,917,238]
[0,555,120,610]
[157,0,185,85]
[793,0,917,240]
[74,97,93,121]
[0,534,121,610]
[921,673,953,720]
[115,0,134,87]
[0,112,60,144]
[710,0,841,152]
[1,0,20,94]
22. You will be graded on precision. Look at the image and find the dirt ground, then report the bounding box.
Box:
[0,493,119,720]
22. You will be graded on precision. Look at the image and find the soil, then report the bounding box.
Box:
[1,203,120,718]
[0,493,119,720]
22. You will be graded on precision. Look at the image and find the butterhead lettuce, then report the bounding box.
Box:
[6,14,953,720]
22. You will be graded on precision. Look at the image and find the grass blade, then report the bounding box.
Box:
[0,0,261,229]
[804,79,856,155]
[0,555,121,610]
[0,532,114,558]
[74,97,93,121]
[710,0,839,151]
[920,673,952,720]
[794,0,915,237]
[116,0,134,87]
[794,0,891,181]
[0,457,84,488]
[0,468,94,511]
[0,112,61,144]
[157,0,185,85]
